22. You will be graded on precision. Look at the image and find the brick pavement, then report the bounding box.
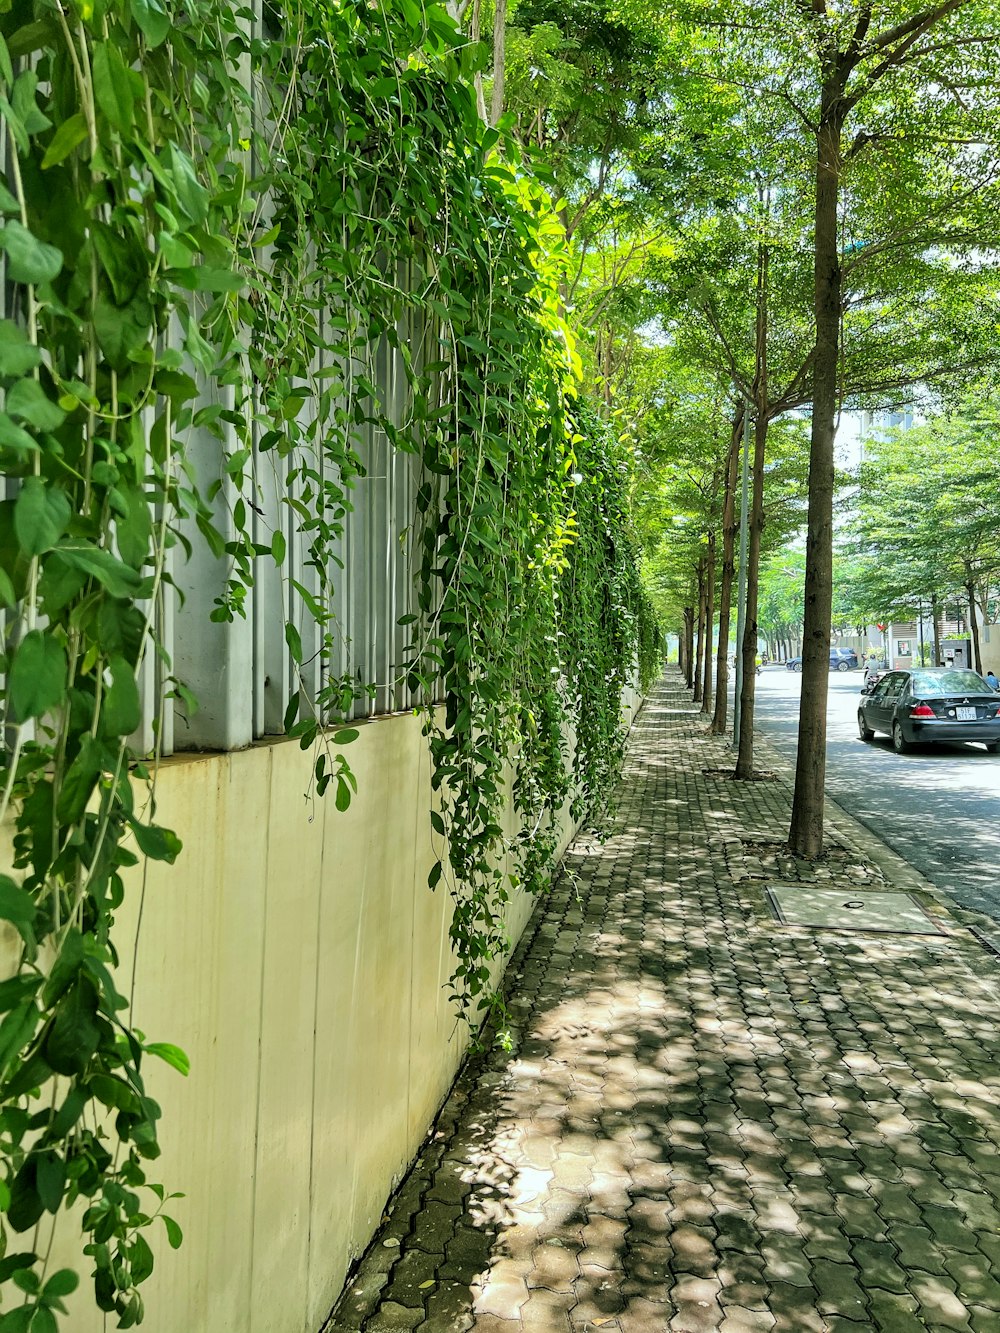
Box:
[328,676,1000,1333]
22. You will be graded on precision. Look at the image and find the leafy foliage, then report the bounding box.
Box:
[0,0,658,1321]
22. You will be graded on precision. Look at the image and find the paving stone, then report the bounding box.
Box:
[472,1266,530,1321]
[516,1287,575,1332]
[890,1223,945,1275]
[865,1286,928,1332]
[834,1192,887,1240]
[765,1281,824,1333]
[942,1251,1000,1310]
[811,1260,869,1320]
[363,1303,424,1331]
[718,1307,776,1331]
[526,1241,580,1292]
[907,1273,974,1331]
[872,1184,922,1225]
[850,1238,908,1295]
[668,1223,719,1279]
[919,1204,980,1256]
[798,1215,852,1267]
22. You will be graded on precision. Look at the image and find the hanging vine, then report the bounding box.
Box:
[0,0,660,1324]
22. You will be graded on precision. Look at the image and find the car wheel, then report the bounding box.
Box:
[892,722,910,755]
[858,713,874,742]
[837,660,849,672]
[793,662,802,672]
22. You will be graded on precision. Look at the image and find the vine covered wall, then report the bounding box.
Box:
[0,0,660,1326]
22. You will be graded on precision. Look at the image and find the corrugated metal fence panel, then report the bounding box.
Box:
[157,281,429,753]
[0,14,431,758]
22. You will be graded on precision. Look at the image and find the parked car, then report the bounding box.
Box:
[786,648,860,673]
[857,668,1000,754]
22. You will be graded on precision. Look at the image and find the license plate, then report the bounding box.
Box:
[957,706,977,720]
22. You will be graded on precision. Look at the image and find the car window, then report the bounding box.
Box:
[877,674,905,700]
[910,669,988,694]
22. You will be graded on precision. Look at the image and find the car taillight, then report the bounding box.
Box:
[910,703,935,718]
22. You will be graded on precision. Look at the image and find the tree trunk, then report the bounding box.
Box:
[735,222,770,780]
[702,534,716,715]
[490,0,507,125]
[788,97,844,856]
[711,408,743,734]
[469,0,487,121]
[931,592,941,666]
[693,560,706,704]
[734,408,769,778]
[967,580,983,673]
[683,606,695,689]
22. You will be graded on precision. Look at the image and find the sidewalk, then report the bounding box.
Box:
[329,676,1000,1333]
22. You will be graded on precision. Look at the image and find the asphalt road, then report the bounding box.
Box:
[749,665,1000,925]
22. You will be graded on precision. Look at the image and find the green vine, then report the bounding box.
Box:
[0,0,660,1324]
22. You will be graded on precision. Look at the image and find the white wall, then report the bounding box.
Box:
[34,694,637,1332]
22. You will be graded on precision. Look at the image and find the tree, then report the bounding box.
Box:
[669,0,1000,851]
[848,404,1000,670]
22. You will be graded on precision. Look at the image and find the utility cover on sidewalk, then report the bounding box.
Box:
[766,887,942,935]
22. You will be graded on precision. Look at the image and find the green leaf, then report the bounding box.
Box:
[88,1074,139,1113]
[42,1269,78,1300]
[0,413,38,454]
[334,777,352,812]
[161,1215,183,1250]
[34,1150,64,1213]
[168,266,244,294]
[144,1042,190,1076]
[40,113,88,169]
[128,818,182,864]
[0,975,42,1015]
[130,0,170,46]
[92,42,135,133]
[13,477,70,556]
[129,1233,154,1284]
[271,530,286,565]
[114,480,152,570]
[332,728,359,744]
[93,290,153,371]
[0,222,62,285]
[428,861,443,889]
[5,380,65,431]
[56,737,103,824]
[28,1306,57,1333]
[285,621,302,663]
[92,223,145,305]
[0,1304,34,1332]
[43,977,100,1076]
[0,875,36,944]
[164,142,208,223]
[0,321,41,375]
[8,630,66,722]
[53,541,143,597]
[282,692,299,731]
[0,1004,39,1080]
[0,1258,39,1286]
[103,656,141,736]
[7,1158,44,1233]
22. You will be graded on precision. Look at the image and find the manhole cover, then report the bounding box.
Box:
[766,887,942,935]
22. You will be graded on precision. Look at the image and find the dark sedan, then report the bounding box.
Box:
[787,648,860,672]
[858,668,1000,754]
